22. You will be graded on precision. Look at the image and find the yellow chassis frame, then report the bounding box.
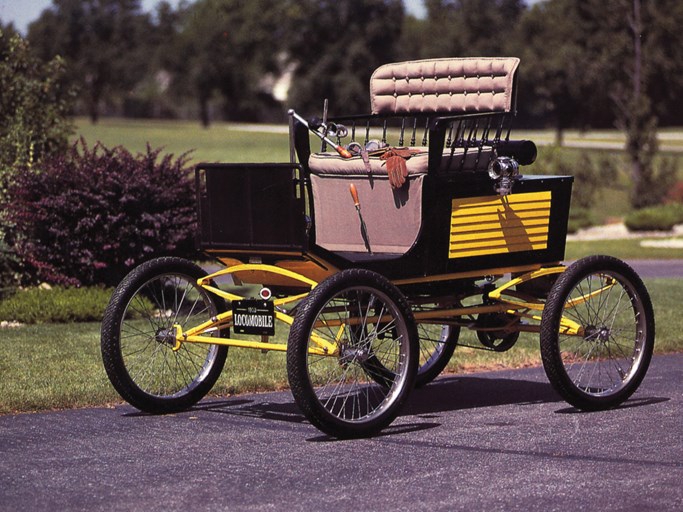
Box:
[172,263,605,355]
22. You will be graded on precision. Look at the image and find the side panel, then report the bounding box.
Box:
[438,175,573,274]
[304,174,573,282]
[196,163,306,255]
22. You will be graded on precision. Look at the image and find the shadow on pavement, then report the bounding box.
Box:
[121,374,670,435]
[402,374,560,416]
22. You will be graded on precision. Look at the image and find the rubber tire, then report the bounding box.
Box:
[540,255,655,411]
[356,318,459,388]
[414,320,460,387]
[101,257,228,413]
[287,269,418,438]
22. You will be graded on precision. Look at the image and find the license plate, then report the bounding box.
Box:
[232,299,275,336]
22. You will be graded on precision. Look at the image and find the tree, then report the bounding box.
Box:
[171,0,294,126]
[637,0,683,125]
[512,1,603,141]
[0,27,74,291]
[422,0,525,58]
[0,27,74,178]
[516,0,677,207]
[611,0,675,208]
[28,0,152,123]
[287,0,405,116]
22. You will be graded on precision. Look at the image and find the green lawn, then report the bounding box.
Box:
[516,128,683,155]
[74,117,291,164]
[1,277,679,415]
[565,238,683,260]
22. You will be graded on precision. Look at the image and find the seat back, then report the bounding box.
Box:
[370,57,520,115]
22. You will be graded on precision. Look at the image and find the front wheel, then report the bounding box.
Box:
[540,256,655,410]
[287,269,418,438]
[101,257,228,413]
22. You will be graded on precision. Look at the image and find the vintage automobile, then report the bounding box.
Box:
[101,57,655,438]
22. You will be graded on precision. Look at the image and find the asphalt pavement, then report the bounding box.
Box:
[1,354,681,511]
[626,259,683,279]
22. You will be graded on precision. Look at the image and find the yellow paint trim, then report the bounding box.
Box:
[181,334,330,356]
[449,191,552,259]
[487,266,565,311]
[199,263,319,289]
[565,280,616,309]
[392,263,550,286]
[176,322,337,356]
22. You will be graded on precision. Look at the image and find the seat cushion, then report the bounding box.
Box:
[309,147,493,176]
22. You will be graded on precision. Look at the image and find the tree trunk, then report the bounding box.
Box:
[199,94,210,128]
[629,0,643,194]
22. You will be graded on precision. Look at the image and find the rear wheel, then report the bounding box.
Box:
[412,301,460,387]
[287,269,418,438]
[101,257,228,413]
[540,256,655,410]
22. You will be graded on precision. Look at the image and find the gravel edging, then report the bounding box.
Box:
[567,223,683,241]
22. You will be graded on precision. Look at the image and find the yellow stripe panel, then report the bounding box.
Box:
[453,242,550,259]
[453,201,551,217]
[449,191,551,259]
[455,235,548,251]
[455,194,546,207]
[451,210,550,227]
[453,229,549,245]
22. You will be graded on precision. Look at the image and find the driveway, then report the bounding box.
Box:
[1,354,681,511]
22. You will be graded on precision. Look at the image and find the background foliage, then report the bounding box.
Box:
[2,0,683,288]
[0,27,75,292]
[8,0,680,131]
[0,27,73,180]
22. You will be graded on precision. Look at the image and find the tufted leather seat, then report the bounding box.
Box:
[370,57,519,115]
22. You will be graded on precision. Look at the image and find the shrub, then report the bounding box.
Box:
[664,180,683,204]
[0,239,22,298]
[0,286,113,324]
[4,140,197,286]
[624,203,683,232]
[532,146,618,210]
[567,207,596,234]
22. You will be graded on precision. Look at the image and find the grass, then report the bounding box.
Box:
[516,128,683,155]
[0,286,114,324]
[73,117,291,164]
[565,238,683,260]
[0,277,680,415]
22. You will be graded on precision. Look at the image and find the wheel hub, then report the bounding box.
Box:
[584,325,611,342]
[339,343,371,364]
[155,328,177,346]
